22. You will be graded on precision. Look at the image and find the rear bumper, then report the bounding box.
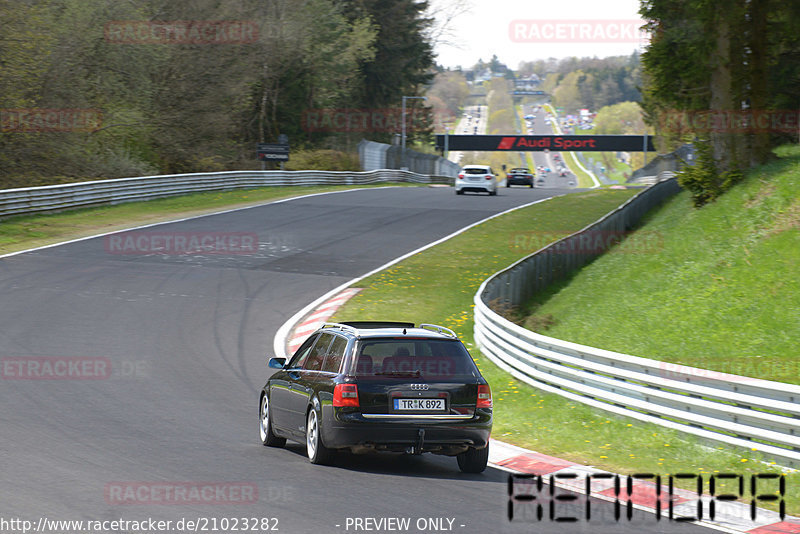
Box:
[321,408,492,453]
[455,182,496,193]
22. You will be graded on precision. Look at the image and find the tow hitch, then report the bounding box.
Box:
[407,429,425,455]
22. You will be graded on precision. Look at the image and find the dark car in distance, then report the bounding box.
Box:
[506,167,534,188]
[259,322,493,472]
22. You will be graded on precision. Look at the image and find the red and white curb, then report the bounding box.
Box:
[280,289,798,534]
[285,288,363,355]
[490,439,798,533]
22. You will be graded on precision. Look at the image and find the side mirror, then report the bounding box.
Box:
[268,357,286,369]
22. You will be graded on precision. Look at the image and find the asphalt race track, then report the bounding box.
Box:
[0,186,712,534]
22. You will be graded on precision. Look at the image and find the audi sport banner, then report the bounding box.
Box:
[436,134,655,152]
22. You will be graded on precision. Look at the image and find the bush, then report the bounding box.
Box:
[284,150,360,171]
[678,140,743,207]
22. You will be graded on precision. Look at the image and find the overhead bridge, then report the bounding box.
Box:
[436,134,655,152]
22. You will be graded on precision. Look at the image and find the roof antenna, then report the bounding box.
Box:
[403,328,407,335]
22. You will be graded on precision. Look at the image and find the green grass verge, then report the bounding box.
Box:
[0,183,422,256]
[330,187,797,514]
[525,145,800,386]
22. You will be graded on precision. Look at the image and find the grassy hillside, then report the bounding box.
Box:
[331,186,799,513]
[525,145,800,384]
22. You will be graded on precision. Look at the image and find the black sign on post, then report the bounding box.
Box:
[435,134,656,152]
[257,143,290,161]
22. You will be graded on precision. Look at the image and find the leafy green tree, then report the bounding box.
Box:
[592,102,646,135]
[640,0,800,205]
[0,0,434,184]
[552,71,583,113]
[339,0,435,110]
[426,70,470,117]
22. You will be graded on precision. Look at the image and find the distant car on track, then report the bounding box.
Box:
[259,322,493,473]
[455,165,497,196]
[505,167,534,188]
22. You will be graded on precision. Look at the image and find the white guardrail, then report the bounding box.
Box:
[0,169,452,218]
[474,174,800,468]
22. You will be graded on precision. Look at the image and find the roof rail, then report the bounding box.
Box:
[340,321,415,329]
[321,323,360,336]
[419,323,457,338]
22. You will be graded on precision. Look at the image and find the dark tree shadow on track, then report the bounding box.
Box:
[278,442,506,482]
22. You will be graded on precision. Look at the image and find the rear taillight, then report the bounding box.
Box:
[477,384,492,408]
[485,175,493,180]
[458,173,465,179]
[333,384,359,407]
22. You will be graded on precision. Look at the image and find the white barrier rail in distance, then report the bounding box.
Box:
[0,169,452,218]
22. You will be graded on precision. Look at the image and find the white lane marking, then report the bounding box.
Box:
[273,195,560,359]
[0,187,402,260]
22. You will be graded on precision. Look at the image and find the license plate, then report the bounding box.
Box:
[394,398,445,411]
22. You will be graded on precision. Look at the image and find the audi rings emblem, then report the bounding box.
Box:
[410,384,429,390]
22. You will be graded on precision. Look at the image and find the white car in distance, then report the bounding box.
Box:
[455,165,497,196]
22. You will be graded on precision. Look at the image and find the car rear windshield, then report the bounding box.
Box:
[463,168,489,175]
[354,338,479,379]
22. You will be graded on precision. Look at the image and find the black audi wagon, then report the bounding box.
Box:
[259,322,493,473]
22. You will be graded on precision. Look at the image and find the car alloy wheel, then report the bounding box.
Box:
[306,407,333,464]
[259,394,285,447]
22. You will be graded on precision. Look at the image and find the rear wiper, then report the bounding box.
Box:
[373,370,421,377]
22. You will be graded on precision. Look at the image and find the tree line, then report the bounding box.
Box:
[640,0,800,205]
[0,0,434,188]
[521,54,642,114]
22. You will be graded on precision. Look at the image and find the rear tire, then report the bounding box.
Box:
[306,407,334,465]
[259,394,285,447]
[457,444,489,473]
